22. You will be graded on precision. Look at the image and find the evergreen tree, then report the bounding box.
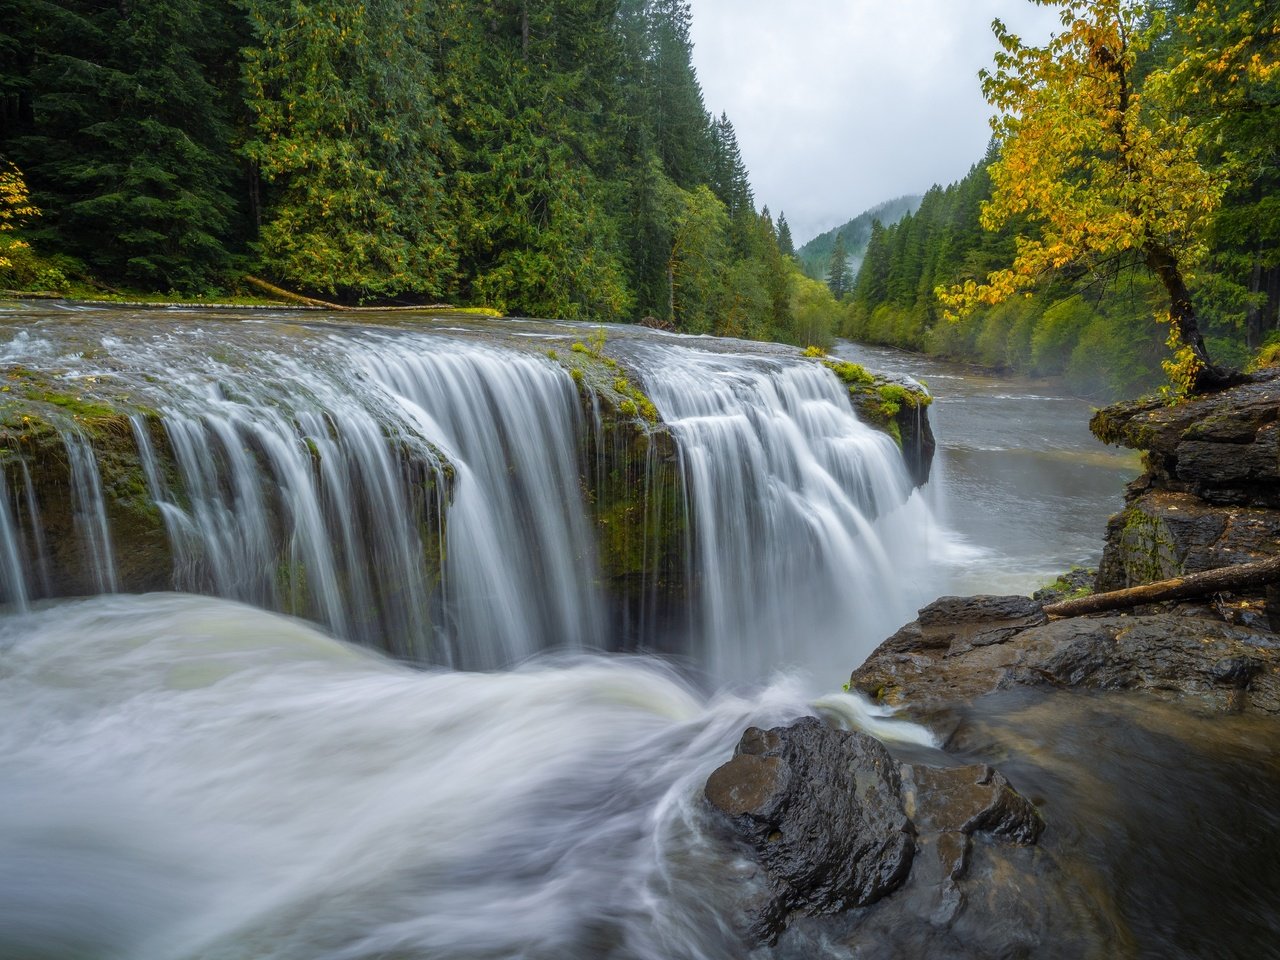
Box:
[826,233,853,299]
[776,212,795,258]
[241,0,457,301]
[5,0,239,289]
[647,0,714,188]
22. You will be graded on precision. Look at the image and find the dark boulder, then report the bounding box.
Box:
[850,599,1280,716]
[704,717,915,943]
[704,715,1053,947]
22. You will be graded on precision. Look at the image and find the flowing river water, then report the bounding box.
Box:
[7,304,1266,960]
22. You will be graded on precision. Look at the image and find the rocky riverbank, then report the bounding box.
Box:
[703,373,1280,957]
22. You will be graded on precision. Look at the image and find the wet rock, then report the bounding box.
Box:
[908,764,1044,847]
[852,606,1280,716]
[706,717,1079,958]
[1091,372,1280,507]
[1096,490,1280,591]
[1032,567,1095,604]
[704,717,915,943]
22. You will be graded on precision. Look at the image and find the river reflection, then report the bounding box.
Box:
[836,340,1141,596]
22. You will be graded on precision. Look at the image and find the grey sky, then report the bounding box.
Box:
[688,0,1062,246]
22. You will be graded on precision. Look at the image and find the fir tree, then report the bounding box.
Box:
[826,233,853,300]
[776,212,795,258]
[6,0,239,289]
[240,0,457,301]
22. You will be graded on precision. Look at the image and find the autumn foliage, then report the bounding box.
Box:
[938,0,1271,392]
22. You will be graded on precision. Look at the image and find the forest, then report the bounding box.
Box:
[0,1,1276,393]
[0,0,836,345]
[841,0,1278,399]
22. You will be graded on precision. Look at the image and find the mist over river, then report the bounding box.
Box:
[836,340,1140,596]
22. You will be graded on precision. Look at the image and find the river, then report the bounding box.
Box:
[836,339,1140,596]
[0,306,1176,960]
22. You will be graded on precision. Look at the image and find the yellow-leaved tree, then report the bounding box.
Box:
[939,0,1239,393]
[0,161,39,276]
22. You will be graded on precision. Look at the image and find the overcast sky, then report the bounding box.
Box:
[688,0,1062,246]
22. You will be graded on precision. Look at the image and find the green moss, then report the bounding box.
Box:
[1117,507,1180,585]
[802,345,827,358]
[1037,568,1094,601]
[822,358,875,386]
[33,390,121,420]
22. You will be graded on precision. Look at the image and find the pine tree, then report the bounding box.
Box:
[827,233,853,300]
[6,0,239,289]
[647,0,714,188]
[241,0,457,301]
[776,212,795,258]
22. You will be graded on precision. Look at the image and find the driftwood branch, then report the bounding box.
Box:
[242,276,461,313]
[1043,556,1280,618]
[243,275,348,309]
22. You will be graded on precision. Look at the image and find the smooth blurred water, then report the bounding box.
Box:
[836,340,1139,595]
[0,593,935,960]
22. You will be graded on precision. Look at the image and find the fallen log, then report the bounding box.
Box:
[243,275,346,309]
[1043,555,1280,618]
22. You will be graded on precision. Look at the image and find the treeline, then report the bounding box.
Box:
[795,194,919,286]
[843,2,1278,400]
[0,0,833,343]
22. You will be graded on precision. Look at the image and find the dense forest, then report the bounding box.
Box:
[0,0,838,344]
[843,0,1278,399]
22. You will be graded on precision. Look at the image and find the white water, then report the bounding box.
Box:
[0,312,953,682]
[0,310,1023,958]
[629,343,945,683]
[1,318,605,667]
[0,593,935,960]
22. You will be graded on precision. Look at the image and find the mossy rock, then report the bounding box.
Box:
[819,359,936,486]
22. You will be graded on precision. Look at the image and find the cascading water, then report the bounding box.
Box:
[0,306,954,959]
[627,342,942,683]
[0,593,935,960]
[0,314,605,667]
[0,310,948,678]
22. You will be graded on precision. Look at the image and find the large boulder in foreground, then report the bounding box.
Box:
[704,718,915,942]
[704,716,1045,946]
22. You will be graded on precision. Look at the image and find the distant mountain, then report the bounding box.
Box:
[796,195,922,281]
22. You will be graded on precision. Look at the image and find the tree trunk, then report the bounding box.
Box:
[1042,555,1280,618]
[1246,252,1265,349]
[1144,242,1239,392]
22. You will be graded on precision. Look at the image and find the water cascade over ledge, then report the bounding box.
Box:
[0,306,945,681]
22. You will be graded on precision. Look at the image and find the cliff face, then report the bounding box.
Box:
[1091,373,1280,590]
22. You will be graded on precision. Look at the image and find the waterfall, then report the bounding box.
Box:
[0,311,945,681]
[628,343,939,683]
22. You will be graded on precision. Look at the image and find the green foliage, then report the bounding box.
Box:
[4,0,241,290]
[796,195,921,282]
[826,233,853,301]
[845,1,1276,403]
[240,0,457,301]
[0,0,816,340]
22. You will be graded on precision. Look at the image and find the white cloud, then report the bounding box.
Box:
[688,0,1061,244]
